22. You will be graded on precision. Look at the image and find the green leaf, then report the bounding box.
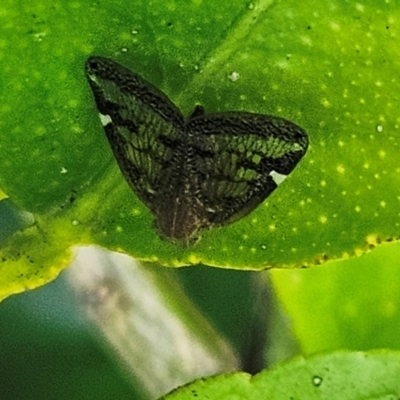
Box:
[161,351,400,399]
[271,240,400,354]
[1,1,399,299]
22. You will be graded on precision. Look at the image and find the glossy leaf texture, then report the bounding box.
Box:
[161,351,400,400]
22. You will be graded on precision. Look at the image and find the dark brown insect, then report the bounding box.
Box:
[85,56,308,244]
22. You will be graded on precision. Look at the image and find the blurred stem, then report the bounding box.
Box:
[67,246,238,399]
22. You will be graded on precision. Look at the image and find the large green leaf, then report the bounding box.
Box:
[1,0,399,299]
[161,351,400,399]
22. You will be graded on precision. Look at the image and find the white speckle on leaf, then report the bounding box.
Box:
[355,3,365,12]
[228,71,240,82]
[32,32,46,42]
[300,35,312,46]
[336,165,345,174]
[269,224,276,232]
[330,22,340,31]
[131,208,142,216]
[319,215,328,224]
[71,124,83,134]
[321,98,331,108]
[276,59,290,69]
[312,376,323,387]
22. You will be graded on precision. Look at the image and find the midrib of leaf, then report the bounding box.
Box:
[176,0,276,102]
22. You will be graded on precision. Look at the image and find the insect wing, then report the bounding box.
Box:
[85,56,185,208]
[187,112,308,225]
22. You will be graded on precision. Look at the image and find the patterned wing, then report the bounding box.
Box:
[85,56,185,209]
[186,112,308,226]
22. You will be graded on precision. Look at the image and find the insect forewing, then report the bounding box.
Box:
[85,56,185,208]
[186,112,308,225]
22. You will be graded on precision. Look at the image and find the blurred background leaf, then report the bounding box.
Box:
[3,240,400,398]
[1,0,400,300]
[0,252,269,399]
[0,270,146,400]
[272,241,400,354]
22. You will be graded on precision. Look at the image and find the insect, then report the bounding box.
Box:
[85,56,308,245]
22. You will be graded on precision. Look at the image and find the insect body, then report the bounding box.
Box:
[85,56,308,244]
